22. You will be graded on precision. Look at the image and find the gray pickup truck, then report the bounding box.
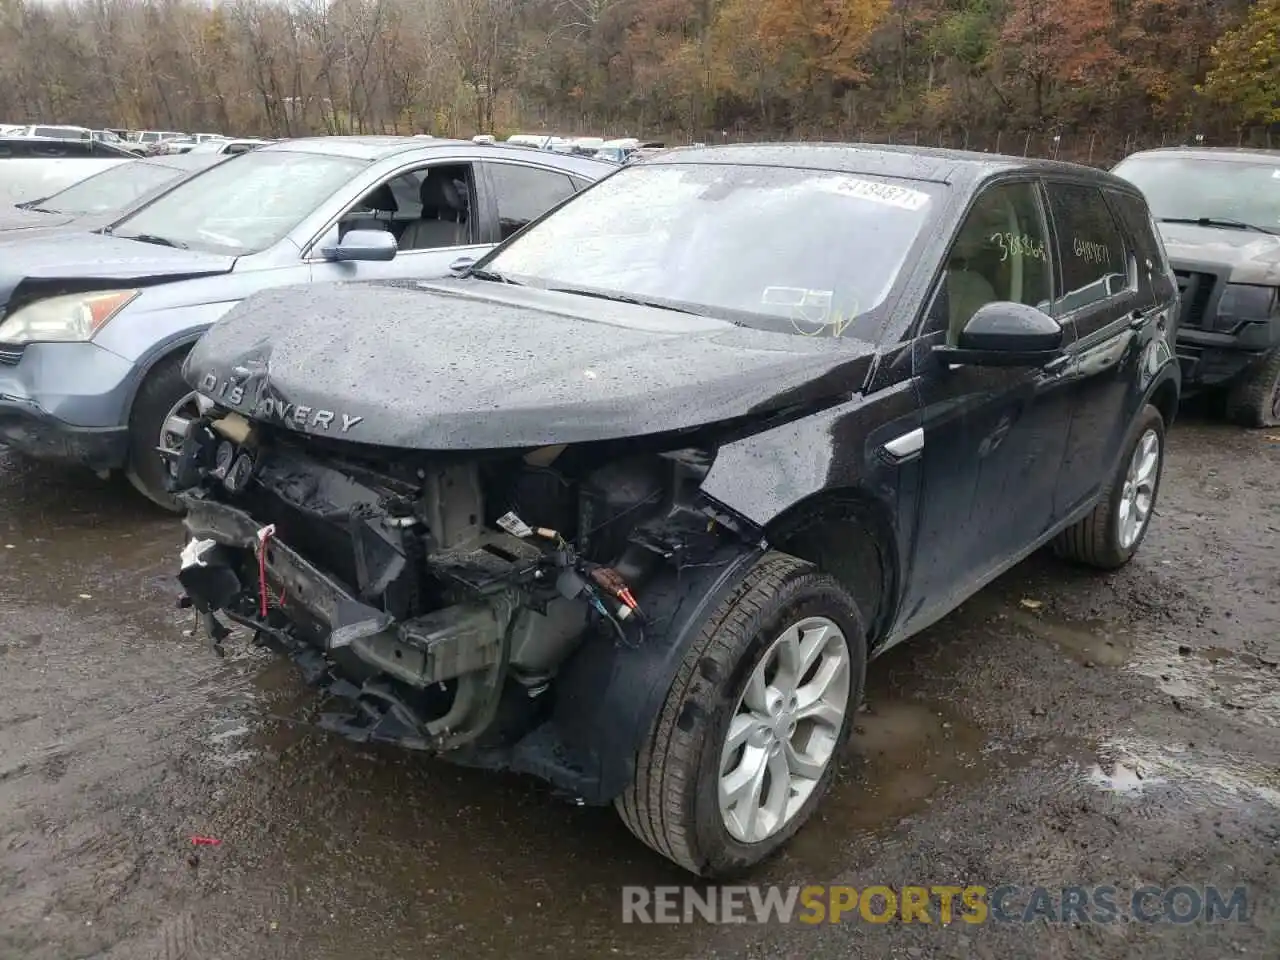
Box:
[1113,147,1280,426]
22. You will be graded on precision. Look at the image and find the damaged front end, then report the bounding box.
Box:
[172,403,758,776]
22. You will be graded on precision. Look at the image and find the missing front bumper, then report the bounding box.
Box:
[177,494,519,751]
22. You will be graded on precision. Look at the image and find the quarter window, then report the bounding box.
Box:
[1105,188,1169,282]
[1046,183,1129,314]
[484,163,576,239]
[935,181,1053,342]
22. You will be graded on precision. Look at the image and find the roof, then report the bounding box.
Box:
[651,141,1127,188]
[1120,146,1280,163]
[259,136,614,175]
[261,136,472,160]
[148,151,230,171]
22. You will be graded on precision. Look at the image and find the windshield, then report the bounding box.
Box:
[110,150,366,254]
[480,162,940,338]
[36,160,186,215]
[1113,155,1280,232]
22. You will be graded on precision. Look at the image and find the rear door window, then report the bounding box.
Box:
[482,162,577,239]
[1045,182,1131,315]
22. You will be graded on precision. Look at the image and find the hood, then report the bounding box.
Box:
[1159,221,1280,286]
[0,205,76,233]
[0,231,236,312]
[184,279,878,450]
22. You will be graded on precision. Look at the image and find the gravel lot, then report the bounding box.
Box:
[0,413,1276,960]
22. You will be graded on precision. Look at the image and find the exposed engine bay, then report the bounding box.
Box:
[171,406,756,765]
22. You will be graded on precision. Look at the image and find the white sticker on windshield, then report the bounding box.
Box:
[1272,169,1280,179]
[762,286,833,321]
[811,176,930,211]
[762,287,860,337]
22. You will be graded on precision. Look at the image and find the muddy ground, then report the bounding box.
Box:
[0,414,1276,960]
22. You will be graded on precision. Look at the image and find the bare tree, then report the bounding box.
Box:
[436,0,519,133]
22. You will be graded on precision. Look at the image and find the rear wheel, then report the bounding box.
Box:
[615,552,867,877]
[1053,404,1165,569]
[1225,348,1280,428]
[124,353,196,512]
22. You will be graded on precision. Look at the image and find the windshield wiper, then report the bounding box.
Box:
[114,232,190,249]
[1159,217,1278,236]
[468,267,522,285]
[545,285,701,315]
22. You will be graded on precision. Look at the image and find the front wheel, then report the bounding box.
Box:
[1053,403,1165,569]
[1225,348,1280,428]
[615,552,867,877]
[125,353,198,512]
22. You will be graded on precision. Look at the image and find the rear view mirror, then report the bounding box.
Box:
[934,302,1064,368]
[322,228,397,262]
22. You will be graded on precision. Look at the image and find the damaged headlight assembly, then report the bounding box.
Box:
[169,407,258,493]
[0,289,141,342]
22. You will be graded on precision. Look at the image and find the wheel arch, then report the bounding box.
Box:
[763,487,902,651]
[501,540,767,804]
[1148,372,1180,429]
[120,333,201,423]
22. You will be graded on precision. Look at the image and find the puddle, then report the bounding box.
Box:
[1084,736,1280,807]
[1129,638,1280,726]
[1003,606,1132,666]
[780,696,991,872]
[1085,758,1168,793]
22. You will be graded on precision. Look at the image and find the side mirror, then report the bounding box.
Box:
[321,228,397,262]
[449,256,476,275]
[933,301,1064,368]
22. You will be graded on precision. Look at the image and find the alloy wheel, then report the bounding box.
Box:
[718,615,850,844]
[1118,428,1160,549]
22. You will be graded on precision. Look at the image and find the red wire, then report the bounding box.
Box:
[257,530,271,618]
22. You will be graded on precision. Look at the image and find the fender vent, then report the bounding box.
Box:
[0,343,23,365]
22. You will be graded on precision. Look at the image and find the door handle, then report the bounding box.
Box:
[882,427,924,463]
[1128,310,1146,331]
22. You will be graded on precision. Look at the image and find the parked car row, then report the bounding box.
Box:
[501,132,666,163]
[0,124,256,157]
[0,124,147,155]
[2,137,1278,878]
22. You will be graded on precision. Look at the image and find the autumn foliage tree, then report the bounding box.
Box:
[0,0,1268,154]
[1199,0,1280,126]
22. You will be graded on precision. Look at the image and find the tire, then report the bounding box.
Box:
[1053,403,1165,570]
[124,352,198,513]
[615,551,867,877]
[1224,348,1280,428]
